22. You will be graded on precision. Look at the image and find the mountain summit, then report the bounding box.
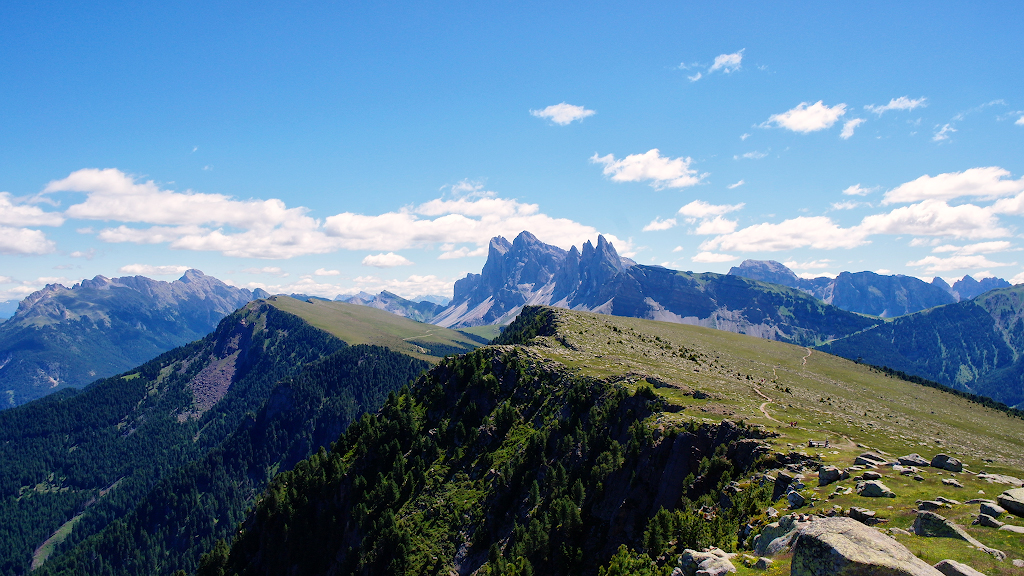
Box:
[430,231,878,346]
[0,270,267,407]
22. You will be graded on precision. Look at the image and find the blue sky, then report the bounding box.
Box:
[2,1,1023,302]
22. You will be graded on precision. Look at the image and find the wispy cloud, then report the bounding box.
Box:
[734,150,767,160]
[119,264,191,276]
[530,103,596,125]
[362,253,413,268]
[314,268,341,276]
[882,167,1024,204]
[906,254,1013,273]
[933,123,956,141]
[842,184,876,196]
[678,200,744,219]
[590,149,705,189]
[840,118,866,139]
[763,101,847,133]
[642,217,677,232]
[685,49,744,82]
[727,180,745,189]
[865,96,927,115]
[692,251,736,263]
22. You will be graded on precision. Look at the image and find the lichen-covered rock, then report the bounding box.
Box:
[917,500,948,511]
[999,524,1024,534]
[930,454,963,472]
[677,548,736,576]
[997,487,1024,516]
[790,516,943,575]
[976,513,1003,528]
[753,514,811,557]
[753,557,772,570]
[848,507,876,524]
[788,490,806,509]
[941,478,964,488]
[933,559,987,576]
[976,472,1023,485]
[857,479,895,498]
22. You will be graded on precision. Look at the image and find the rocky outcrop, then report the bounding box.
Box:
[857,480,895,498]
[790,517,943,576]
[675,548,736,576]
[898,453,930,467]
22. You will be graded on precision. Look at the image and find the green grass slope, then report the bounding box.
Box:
[203,306,1024,575]
[267,296,482,361]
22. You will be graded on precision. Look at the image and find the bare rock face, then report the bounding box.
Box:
[857,479,896,498]
[790,516,943,576]
[997,487,1024,516]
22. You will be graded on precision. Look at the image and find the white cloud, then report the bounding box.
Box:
[932,241,1015,255]
[0,193,65,227]
[70,249,96,259]
[351,274,456,300]
[842,184,875,196]
[708,50,744,74]
[590,149,705,189]
[692,251,737,263]
[740,133,750,140]
[678,200,745,219]
[119,264,191,276]
[783,259,833,270]
[240,266,287,276]
[830,200,862,210]
[314,268,341,276]
[642,217,677,232]
[763,101,847,133]
[530,103,596,125]
[840,118,866,139]
[688,72,702,82]
[860,199,1008,239]
[0,225,56,255]
[1017,116,1024,126]
[694,216,737,235]
[798,271,837,279]
[909,237,941,247]
[672,246,683,252]
[701,216,866,252]
[362,253,413,268]
[882,167,1024,204]
[46,168,626,260]
[933,123,956,141]
[728,180,745,189]
[906,254,1013,273]
[438,246,487,259]
[734,150,767,160]
[865,96,927,116]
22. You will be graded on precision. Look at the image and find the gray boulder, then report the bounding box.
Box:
[677,548,736,576]
[788,491,807,509]
[857,480,896,498]
[818,466,844,486]
[999,524,1024,534]
[898,453,930,467]
[933,559,986,576]
[975,513,1003,528]
[848,507,876,524]
[930,454,963,472]
[753,557,772,570]
[979,502,1005,517]
[917,500,948,511]
[772,472,796,501]
[941,478,963,488]
[790,517,943,575]
[997,487,1024,516]
[976,472,1023,485]
[753,515,811,556]
[863,471,882,480]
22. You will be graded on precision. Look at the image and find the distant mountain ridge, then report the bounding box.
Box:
[728,259,1010,317]
[338,290,444,323]
[0,270,267,408]
[428,231,880,346]
[820,284,1024,409]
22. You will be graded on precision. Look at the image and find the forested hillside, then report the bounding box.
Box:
[37,344,429,576]
[0,301,352,575]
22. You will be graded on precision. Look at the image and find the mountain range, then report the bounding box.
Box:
[427,231,880,346]
[727,259,1010,317]
[0,270,266,408]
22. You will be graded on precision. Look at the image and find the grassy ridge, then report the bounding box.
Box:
[266,296,482,361]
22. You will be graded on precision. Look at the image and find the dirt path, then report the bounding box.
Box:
[802,347,812,365]
[752,384,781,423]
